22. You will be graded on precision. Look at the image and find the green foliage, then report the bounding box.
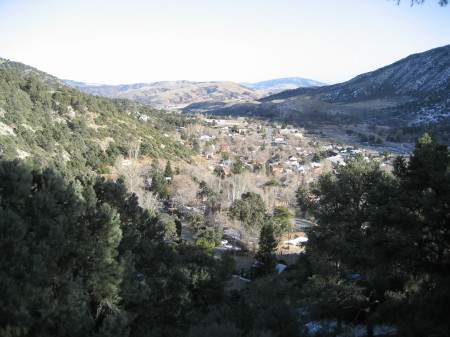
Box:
[255,222,278,276]
[230,192,266,228]
[164,160,174,180]
[185,211,205,230]
[295,184,311,216]
[273,206,293,237]
[194,237,216,250]
[264,179,282,188]
[213,166,225,178]
[297,134,450,335]
[199,181,222,214]
[192,139,200,153]
[0,160,124,335]
[0,64,194,178]
[0,159,232,337]
[231,156,247,174]
[150,172,170,199]
[157,213,178,239]
[194,226,224,247]
[219,250,237,279]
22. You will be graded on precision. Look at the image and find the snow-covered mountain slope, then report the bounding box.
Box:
[262,44,450,103]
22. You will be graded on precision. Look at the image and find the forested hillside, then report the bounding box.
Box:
[0,61,195,177]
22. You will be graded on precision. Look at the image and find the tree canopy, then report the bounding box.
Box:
[298,133,450,336]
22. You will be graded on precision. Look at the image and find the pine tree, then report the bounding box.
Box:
[255,222,278,276]
[164,160,173,180]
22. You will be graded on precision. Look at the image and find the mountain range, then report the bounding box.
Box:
[63,80,264,111]
[206,44,450,134]
[63,77,326,112]
[2,43,450,149]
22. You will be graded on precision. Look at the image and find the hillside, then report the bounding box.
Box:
[262,44,450,103]
[240,77,327,93]
[0,59,195,176]
[0,57,66,89]
[204,45,450,139]
[64,80,263,111]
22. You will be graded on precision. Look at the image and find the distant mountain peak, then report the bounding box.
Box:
[240,77,327,93]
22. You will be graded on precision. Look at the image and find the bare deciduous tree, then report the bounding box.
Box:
[170,175,198,206]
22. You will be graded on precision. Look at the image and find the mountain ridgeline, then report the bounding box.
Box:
[262,45,450,103]
[204,45,450,138]
[64,80,263,111]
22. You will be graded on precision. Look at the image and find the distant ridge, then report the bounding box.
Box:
[201,45,450,132]
[261,44,450,103]
[240,77,327,93]
[64,80,263,111]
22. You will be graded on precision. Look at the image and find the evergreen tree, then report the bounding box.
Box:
[150,172,169,200]
[230,192,266,227]
[164,160,174,180]
[255,222,278,276]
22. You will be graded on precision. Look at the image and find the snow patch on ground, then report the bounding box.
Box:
[407,98,450,126]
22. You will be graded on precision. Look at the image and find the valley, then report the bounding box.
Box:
[1,44,449,337]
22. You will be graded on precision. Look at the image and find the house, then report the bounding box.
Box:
[199,135,214,140]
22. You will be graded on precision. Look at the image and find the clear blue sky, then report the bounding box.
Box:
[0,0,449,84]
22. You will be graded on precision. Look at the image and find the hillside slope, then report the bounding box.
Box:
[262,44,450,103]
[0,57,66,88]
[0,59,195,175]
[206,45,450,133]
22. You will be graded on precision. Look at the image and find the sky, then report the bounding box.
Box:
[0,0,449,85]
